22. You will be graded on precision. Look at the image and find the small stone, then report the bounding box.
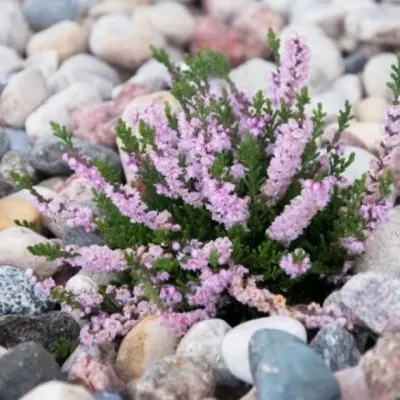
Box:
[27,21,87,62]
[115,315,178,382]
[0,227,58,277]
[229,58,276,97]
[0,311,80,350]
[204,0,251,22]
[307,91,348,124]
[249,329,341,400]
[344,52,369,74]
[93,392,123,400]
[331,74,362,106]
[190,16,243,66]
[0,198,41,232]
[0,128,10,159]
[335,366,371,400]
[231,3,284,60]
[341,146,376,184]
[0,177,14,198]
[221,315,307,384]
[26,83,102,142]
[21,381,94,400]
[88,0,137,18]
[0,342,62,400]
[29,135,121,176]
[356,97,389,123]
[339,272,400,333]
[0,266,52,316]
[65,274,97,296]
[134,355,215,400]
[24,51,59,80]
[363,53,397,101]
[0,1,31,54]
[177,319,239,387]
[0,45,23,75]
[2,127,32,157]
[345,122,382,153]
[310,325,361,372]
[362,332,400,399]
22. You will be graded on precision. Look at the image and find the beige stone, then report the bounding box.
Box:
[27,21,87,62]
[20,381,94,400]
[0,198,41,232]
[346,122,382,153]
[115,315,178,382]
[356,96,389,123]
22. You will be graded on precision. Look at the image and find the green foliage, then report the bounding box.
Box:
[387,54,400,104]
[51,122,74,150]
[14,219,41,233]
[50,338,78,364]
[28,242,63,262]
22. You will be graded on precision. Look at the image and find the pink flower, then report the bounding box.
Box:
[279,249,311,278]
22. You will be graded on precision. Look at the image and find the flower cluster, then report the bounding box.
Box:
[19,32,398,345]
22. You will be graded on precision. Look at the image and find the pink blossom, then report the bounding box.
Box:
[279,249,311,278]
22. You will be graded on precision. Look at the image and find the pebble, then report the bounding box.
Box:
[2,127,32,157]
[204,0,250,22]
[344,51,369,74]
[0,177,14,198]
[0,227,58,277]
[0,129,10,159]
[335,366,371,400]
[134,2,196,46]
[88,0,137,18]
[0,197,41,232]
[25,83,102,142]
[115,315,178,382]
[221,315,307,384]
[363,53,397,101]
[89,14,165,70]
[310,325,361,372]
[0,45,24,75]
[29,135,121,176]
[0,67,48,128]
[331,74,362,106]
[65,274,97,296]
[133,355,215,400]
[27,21,87,62]
[307,91,348,124]
[0,342,62,400]
[356,97,389,123]
[21,381,95,400]
[0,265,52,316]
[93,392,123,400]
[0,1,31,54]
[177,319,239,387]
[0,311,79,350]
[23,0,80,30]
[0,150,37,188]
[24,50,59,80]
[342,146,376,185]
[345,122,382,153]
[249,329,341,400]
[339,272,400,334]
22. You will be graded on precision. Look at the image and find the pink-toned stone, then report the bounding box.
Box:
[335,366,371,400]
[203,0,253,22]
[190,16,244,66]
[232,3,284,60]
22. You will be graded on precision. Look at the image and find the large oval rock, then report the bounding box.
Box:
[0,45,23,75]
[25,83,102,142]
[221,316,307,384]
[356,97,388,124]
[0,198,41,232]
[21,381,94,400]
[115,315,178,382]
[24,50,59,80]
[1,127,32,157]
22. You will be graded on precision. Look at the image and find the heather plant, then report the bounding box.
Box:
[13,31,400,345]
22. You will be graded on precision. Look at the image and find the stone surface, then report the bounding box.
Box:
[0,45,24,75]
[177,319,239,387]
[24,50,59,80]
[249,329,341,400]
[331,74,362,106]
[65,274,97,296]
[0,197,41,232]
[0,227,58,277]
[23,0,80,30]
[0,128,10,159]
[125,59,169,92]
[133,355,215,400]
[221,316,307,383]
[0,342,62,400]
[2,127,32,157]
[115,315,178,382]
[27,21,87,62]
[0,150,37,189]
[204,0,250,22]
[21,381,94,400]
[356,96,389,123]
[0,266,52,316]
[93,393,123,400]
[0,311,79,350]
[26,83,102,142]
[344,51,369,74]
[0,67,48,128]
[310,325,361,372]
[335,366,371,400]
[339,272,400,333]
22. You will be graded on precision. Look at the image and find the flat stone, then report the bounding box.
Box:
[310,325,361,372]
[249,329,341,400]
[0,342,62,400]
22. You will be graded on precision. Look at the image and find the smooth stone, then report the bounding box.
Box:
[363,53,397,101]
[0,128,10,159]
[0,346,7,358]
[0,198,41,232]
[88,0,137,17]
[249,329,341,400]
[204,0,250,22]
[115,315,178,382]
[0,311,79,350]
[23,0,79,30]
[331,74,362,106]
[310,325,361,372]
[307,91,347,124]
[65,274,97,296]
[0,342,62,400]
[0,1,31,54]
[239,387,257,400]
[29,135,121,176]
[345,123,381,153]
[21,381,94,400]
[93,393,123,400]
[0,227,58,277]
[26,83,102,142]
[335,366,371,400]
[356,97,388,123]
[0,45,24,75]
[133,355,215,400]
[2,127,32,157]
[26,21,87,62]
[0,266,53,316]
[339,272,400,333]
[24,51,59,80]
[221,316,307,384]
[344,51,369,74]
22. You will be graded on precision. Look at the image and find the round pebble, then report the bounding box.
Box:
[0,198,41,232]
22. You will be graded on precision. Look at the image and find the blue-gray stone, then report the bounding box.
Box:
[0,342,62,400]
[2,127,32,158]
[310,325,361,372]
[344,52,369,74]
[29,136,122,176]
[23,0,79,30]
[0,128,10,160]
[94,392,124,400]
[249,329,341,400]
[0,266,53,316]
